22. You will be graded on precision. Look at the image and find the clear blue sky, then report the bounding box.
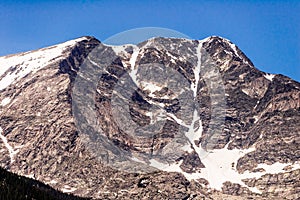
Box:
[0,1,299,82]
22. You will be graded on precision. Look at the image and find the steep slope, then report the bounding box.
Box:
[0,36,299,199]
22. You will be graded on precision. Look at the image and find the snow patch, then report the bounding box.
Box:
[255,162,295,174]
[254,100,260,109]
[24,174,35,179]
[140,81,162,94]
[149,159,184,173]
[253,115,259,124]
[166,113,188,127]
[131,156,146,164]
[264,73,275,81]
[0,97,11,106]
[229,43,240,58]
[241,89,249,96]
[61,185,77,193]
[110,45,128,56]
[239,73,247,79]
[166,51,178,64]
[181,143,194,153]
[198,146,258,191]
[291,161,300,170]
[0,37,87,90]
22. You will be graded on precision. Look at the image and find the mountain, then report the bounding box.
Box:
[0,36,299,199]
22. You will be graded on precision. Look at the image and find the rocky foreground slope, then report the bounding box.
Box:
[0,36,299,199]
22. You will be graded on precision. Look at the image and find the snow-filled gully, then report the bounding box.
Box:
[0,127,19,163]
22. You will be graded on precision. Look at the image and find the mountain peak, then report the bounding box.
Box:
[0,35,299,199]
[201,35,254,69]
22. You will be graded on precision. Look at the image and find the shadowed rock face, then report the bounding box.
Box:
[0,36,299,199]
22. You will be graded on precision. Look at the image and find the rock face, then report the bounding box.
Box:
[0,36,299,199]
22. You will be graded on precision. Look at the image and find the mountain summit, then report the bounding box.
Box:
[0,36,299,199]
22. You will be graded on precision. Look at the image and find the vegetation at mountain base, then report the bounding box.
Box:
[0,167,90,200]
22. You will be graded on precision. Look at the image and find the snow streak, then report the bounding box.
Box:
[0,127,19,163]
